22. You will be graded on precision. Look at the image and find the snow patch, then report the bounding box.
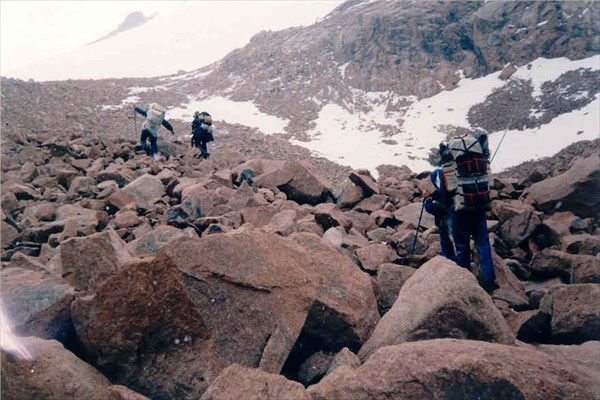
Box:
[489,96,600,171]
[292,56,600,175]
[168,96,289,135]
[513,55,600,97]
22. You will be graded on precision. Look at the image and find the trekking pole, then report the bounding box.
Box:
[410,200,427,256]
[133,106,138,137]
[490,115,514,163]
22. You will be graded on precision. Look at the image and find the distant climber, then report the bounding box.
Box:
[438,132,499,292]
[191,111,214,159]
[134,103,174,159]
[424,168,456,262]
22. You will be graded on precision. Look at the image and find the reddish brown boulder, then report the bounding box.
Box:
[61,230,133,292]
[494,200,544,248]
[1,268,75,340]
[1,220,20,249]
[67,176,97,197]
[107,174,165,210]
[525,155,600,218]
[1,337,114,400]
[376,263,416,314]
[22,202,56,222]
[561,234,600,256]
[297,350,335,385]
[349,169,380,196]
[72,231,378,398]
[358,256,515,361]
[356,243,396,272]
[506,310,551,343]
[393,202,434,230]
[240,205,279,228]
[490,251,528,309]
[529,249,599,283]
[262,209,298,236]
[335,180,365,209]
[537,341,600,374]
[253,160,333,205]
[71,257,215,398]
[126,225,190,258]
[354,194,388,214]
[312,203,352,232]
[308,339,598,400]
[325,347,360,375]
[200,364,310,400]
[540,284,600,344]
[112,210,142,230]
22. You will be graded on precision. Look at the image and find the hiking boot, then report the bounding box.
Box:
[481,280,500,293]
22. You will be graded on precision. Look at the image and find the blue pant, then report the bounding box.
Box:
[451,209,496,285]
[436,215,456,262]
[194,139,209,158]
[140,129,158,157]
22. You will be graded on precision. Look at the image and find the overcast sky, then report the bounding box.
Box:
[0,0,343,76]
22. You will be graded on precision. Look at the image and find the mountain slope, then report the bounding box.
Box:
[158,0,599,173]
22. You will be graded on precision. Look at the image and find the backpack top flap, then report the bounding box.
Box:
[448,135,483,159]
[448,135,489,177]
[147,103,166,124]
[200,112,212,126]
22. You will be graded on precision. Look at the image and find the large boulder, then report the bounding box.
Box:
[335,180,365,209]
[393,202,434,230]
[308,339,599,400]
[126,225,190,258]
[355,243,396,272]
[490,251,528,309]
[525,155,600,218]
[349,169,380,196]
[537,341,600,375]
[1,220,20,249]
[239,205,280,228]
[376,263,416,314]
[1,336,114,400]
[72,231,378,398]
[199,364,310,400]
[61,230,134,292]
[107,174,165,210]
[1,268,75,340]
[253,161,333,205]
[312,203,352,232]
[561,234,600,256]
[494,200,544,248]
[529,249,600,283]
[540,284,600,344]
[71,257,215,398]
[358,256,515,361]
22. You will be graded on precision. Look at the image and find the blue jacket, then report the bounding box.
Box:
[424,169,451,217]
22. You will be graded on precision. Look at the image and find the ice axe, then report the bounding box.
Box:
[409,195,430,256]
[133,105,138,137]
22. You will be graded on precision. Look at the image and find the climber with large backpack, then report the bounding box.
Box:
[191,111,214,159]
[134,103,174,159]
[440,131,499,292]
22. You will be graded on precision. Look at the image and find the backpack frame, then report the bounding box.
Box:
[442,133,492,212]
